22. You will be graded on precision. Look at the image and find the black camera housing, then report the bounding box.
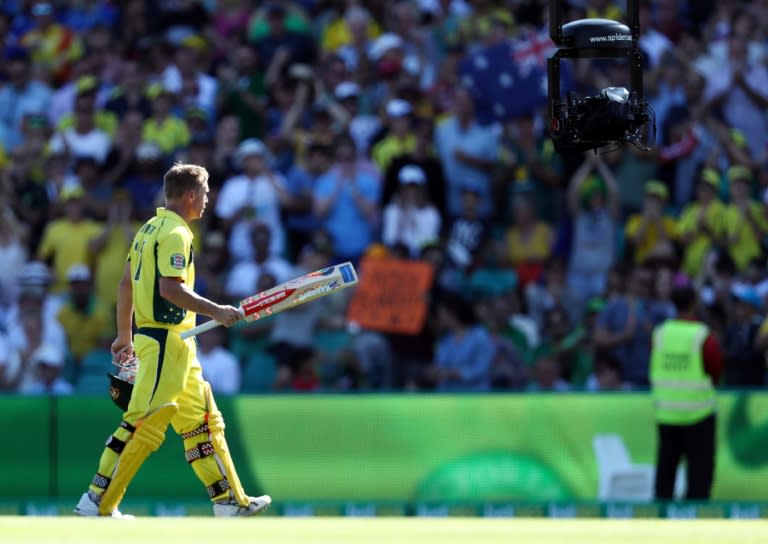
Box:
[548,1,655,153]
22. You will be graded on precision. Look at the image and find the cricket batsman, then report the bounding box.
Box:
[74,163,271,517]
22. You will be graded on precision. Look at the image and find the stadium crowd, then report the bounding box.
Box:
[1,0,768,395]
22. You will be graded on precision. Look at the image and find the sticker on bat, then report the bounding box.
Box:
[304,266,337,278]
[242,288,294,315]
[296,280,339,302]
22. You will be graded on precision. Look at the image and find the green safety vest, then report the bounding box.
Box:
[649,320,716,425]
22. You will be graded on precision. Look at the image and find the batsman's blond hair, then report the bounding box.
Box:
[163,163,209,201]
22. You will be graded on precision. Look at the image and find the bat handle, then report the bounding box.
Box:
[180,308,245,340]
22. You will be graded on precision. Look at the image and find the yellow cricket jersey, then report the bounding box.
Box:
[723,201,768,271]
[624,214,679,264]
[37,219,103,293]
[129,208,196,333]
[57,110,118,138]
[372,134,417,173]
[142,116,190,154]
[677,201,726,277]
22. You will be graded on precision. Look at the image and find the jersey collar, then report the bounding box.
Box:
[156,207,194,238]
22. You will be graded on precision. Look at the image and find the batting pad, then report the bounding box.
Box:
[98,403,178,515]
[205,386,250,507]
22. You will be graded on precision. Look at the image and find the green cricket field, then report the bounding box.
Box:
[1,517,767,544]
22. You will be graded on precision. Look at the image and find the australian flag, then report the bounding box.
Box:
[459,29,575,125]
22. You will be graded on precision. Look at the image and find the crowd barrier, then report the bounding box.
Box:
[3,392,768,517]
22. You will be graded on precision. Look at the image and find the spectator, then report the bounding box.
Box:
[382,164,441,258]
[6,286,67,389]
[383,116,446,216]
[594,266,656,388]
[120,142,165,221]
[335,80,381,157]
[17,343,74,395]
[566,153,620,311]
[0,207,28,308]
[723,287,764,386]
[314,134,380,264]
[496,113,563,224]
[289,346,321,393]
[372,99,417,174]
[0,330,21,391]
[71,156,112,220]
[702,31,768,162]
[20,1,84,85]
[48,89,112,165]
[216,138,289,260]
[0,47,52,151]
[426,292,494,392]
[87,194,138,311]
[476,294,528,391]
[435,86,499,217]
[198,326,241,395]
[526,356,572,393]
[195,230,231,303]
[103,109,144,188]
[251,2,316,68]
[723,165,768,271]
[36,186,102,294]
[225,221,293,302]
[217,42,267,141]
[282,142,329,259]
[532,305,593,389]
[105,60,151,119]
[269,241,335,388]
[525,256,577,331]
[162,35,218,114]
[55,264,110,367]
[677,168,727,279]
[502,194,554,289]
[586,350,633,392]
[625,181,679,265]
[141,83,190,156]
[442,183,491,274]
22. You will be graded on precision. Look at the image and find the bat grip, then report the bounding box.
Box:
[180,308,245,340]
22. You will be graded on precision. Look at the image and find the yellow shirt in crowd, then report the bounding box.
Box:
[142,116,190,154]
[505,222,553,264]
[57,298,111,361]
[37,219,103,293]
[624,214,679,264]
[677,201,726,278]
[723,201,768,271]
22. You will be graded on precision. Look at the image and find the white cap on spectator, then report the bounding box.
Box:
[32,344,65,368]
[334,81,361,101]
[136,141,163,161]
[235,138,268,167]
[368,33,404,62]
[398,165,426,185]
[386,98,412,118]
[19,261,51,287]
[67,264,91,283]
[417,0,442,15]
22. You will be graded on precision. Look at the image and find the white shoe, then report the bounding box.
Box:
[74,492,135,519]
[213,495,272,517]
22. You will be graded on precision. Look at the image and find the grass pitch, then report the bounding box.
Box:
[1,517,767,544]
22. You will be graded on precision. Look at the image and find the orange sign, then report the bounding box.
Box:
[347,257,435,334]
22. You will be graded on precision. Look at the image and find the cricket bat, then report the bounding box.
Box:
[180,262,358,339]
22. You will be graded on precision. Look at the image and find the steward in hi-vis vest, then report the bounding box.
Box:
[649,285,723,501]
[650,320,716,425]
